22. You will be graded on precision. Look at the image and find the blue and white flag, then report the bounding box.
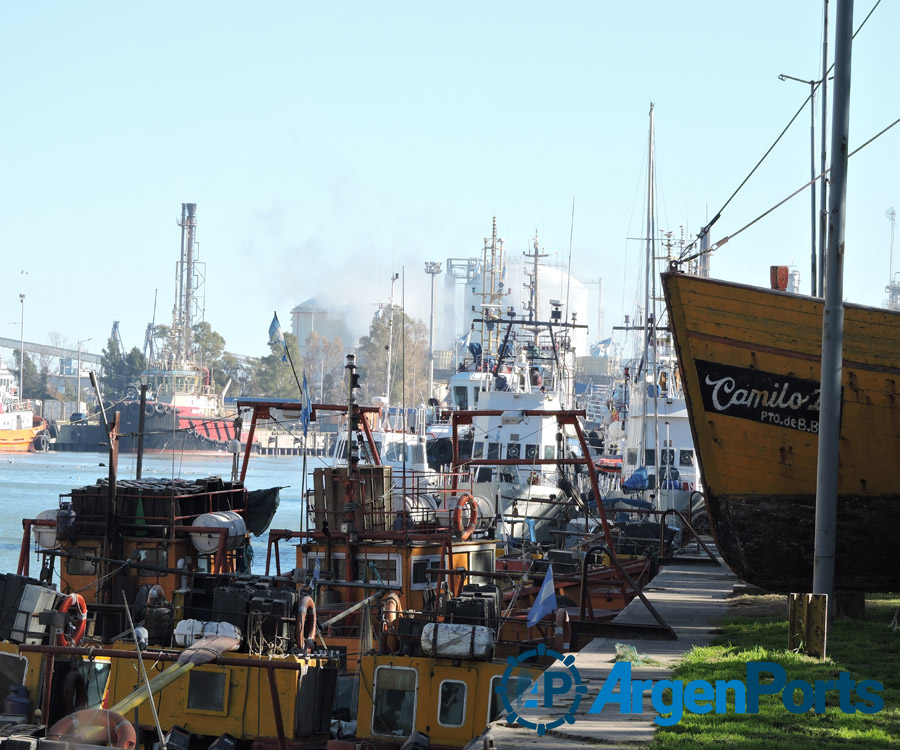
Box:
[311,557,320,587]
[526,564,556,627]
[301,371,311,437]
[268,312,288,362]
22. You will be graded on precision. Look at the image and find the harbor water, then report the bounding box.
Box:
[0,450,328,577]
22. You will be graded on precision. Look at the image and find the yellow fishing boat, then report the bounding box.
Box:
[662,269,900,592]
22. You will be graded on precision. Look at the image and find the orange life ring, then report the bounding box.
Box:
[57,593,88,647]
[380,592,402,654]
[48,709,137,750]
[452,494,479,541]
[554,608,572,652]
[296,595,317,653]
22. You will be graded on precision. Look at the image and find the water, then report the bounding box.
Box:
[0,450,327,577]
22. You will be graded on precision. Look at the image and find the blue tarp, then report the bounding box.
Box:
[622,465,650,492]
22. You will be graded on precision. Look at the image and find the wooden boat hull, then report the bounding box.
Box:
[662,271,900,592]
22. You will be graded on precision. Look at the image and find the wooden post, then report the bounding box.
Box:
[789,592,828,658]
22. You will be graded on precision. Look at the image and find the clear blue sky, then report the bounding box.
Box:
[2,1,897,362]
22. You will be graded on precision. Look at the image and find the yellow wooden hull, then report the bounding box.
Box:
[0,423,44,452]
[662,270,900,592]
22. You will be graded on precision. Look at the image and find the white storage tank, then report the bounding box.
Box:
[421,622,494,660]
[33,509,59,549]
[190,511,247,554]
[173,619,243,647]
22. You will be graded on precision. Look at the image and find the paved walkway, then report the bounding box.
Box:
[472,548,740,749]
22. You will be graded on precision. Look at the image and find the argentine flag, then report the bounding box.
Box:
[526,564,556,627]
[269,312,288,362]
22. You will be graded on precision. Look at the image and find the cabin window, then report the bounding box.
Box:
[355,556,400,585]
[65,549,97,576]
[506,442,520,459]
[186,669,229,714]
[453,387,469,410]
[659,449,675,466]
[679,450,695,467]
[438,680,467,727]
[524,444,538,460]
[136,548,168,578]
[468,549,495,584]
[472,442,484,459]
[489,672,533,722]
[627,448,638,466]
[411,557,440,589]
[372,666,417,737]
[543,445,555,460]
[645,448,655,466]
[486,442,500,460]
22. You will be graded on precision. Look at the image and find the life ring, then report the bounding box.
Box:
[48,709,136,750]
[452,494,479,541]
[379,593,402,654]
[57,593,88,647]
[62,669,88,714]
[554,608,572,652]
[296,595,317,653]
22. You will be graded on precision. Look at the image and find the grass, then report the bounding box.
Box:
[650,594,900,749]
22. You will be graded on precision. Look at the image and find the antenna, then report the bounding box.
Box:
[886,208,898,311]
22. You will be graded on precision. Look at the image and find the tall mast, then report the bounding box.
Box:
[642,104,660,499]
[176,203,198,360]
[477,217,506,356]
[523,230,548,350]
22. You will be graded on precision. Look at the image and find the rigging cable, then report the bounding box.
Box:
[680,0,884,260]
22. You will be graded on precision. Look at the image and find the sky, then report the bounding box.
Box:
[2,1,898,366]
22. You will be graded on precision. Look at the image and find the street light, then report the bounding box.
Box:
[424,261,443,407]
[18,294,24,405]
[76,338,92,413]
[779,72,819,296]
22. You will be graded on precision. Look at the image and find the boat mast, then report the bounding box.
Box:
[642,104,661,503]
[477,217,505,358]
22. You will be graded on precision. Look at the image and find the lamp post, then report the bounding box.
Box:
[76,338,92,413]
[779,73,819,296]
[18,294,24,404]
[424,261,442,406]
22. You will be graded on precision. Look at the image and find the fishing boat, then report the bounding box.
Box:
[0,361,47,452]
[662,268,900,592]
[431,219,590,544]
[53,204,247,455]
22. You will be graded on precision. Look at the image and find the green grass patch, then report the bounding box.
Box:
[650,594,900,749]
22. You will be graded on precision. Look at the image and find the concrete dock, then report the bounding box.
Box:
[473,549,740,749]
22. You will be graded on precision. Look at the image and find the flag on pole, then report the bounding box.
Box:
[268,312,288,362]
[301,371,311,437]
[526,563,556,627]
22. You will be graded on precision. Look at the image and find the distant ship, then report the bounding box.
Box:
[662,269,900,592]
[0,361,47,452]
[54,204,246,454]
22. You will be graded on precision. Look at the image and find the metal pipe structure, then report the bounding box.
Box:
[18,294,24,403]
[813,0,853,631]
[425,261,442,406]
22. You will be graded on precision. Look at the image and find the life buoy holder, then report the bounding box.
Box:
[62,669,88,714]
[57,593,88,647]
[48,709,137,750]
[380,592,402,654]
[452,494,479,541]
[296,595,317,653]
[554,608,572,652]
